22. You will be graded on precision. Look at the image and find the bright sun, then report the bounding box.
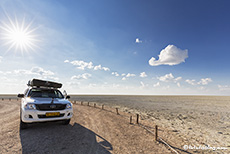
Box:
[0,15,39,54]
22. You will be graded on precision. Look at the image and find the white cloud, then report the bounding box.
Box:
[153,82,160,87]
[13,67,55,76]
[0,66,58,82]
[103,67,110,71]
[140,72,147,78]
[149,45,188,66]
[9,67,58,81]
[87,62,94,69]
[158,73,182,83]
[112,72,136,81]
[140,81,145,87]
[121,73,136,80]
[65,60,110,71]
[185,79,196,85]
[120,73,136,80]
[94,65,110,71]
[70,60,93,70]
[0,70,14,75]
[30,67,55,76]
[64,60,69,63]
[135,38,142,43]
[71,73,92,80]
[112,72,119,77]
[218,85,230,91]
[177,82,181,87]
[186,78,212,86]
[198,78,212,85]
[112,72,137,81]
[0,56,2,63]
[13,69,31,75]
[140,81,148,88]
[158,73,175,82]
[157,73,182,87]
[126,73,136,77]
[94,65,102,70]
[175,77,182,82]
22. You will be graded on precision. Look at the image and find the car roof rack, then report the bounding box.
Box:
[27,79,62,89]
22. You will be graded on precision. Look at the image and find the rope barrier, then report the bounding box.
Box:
[139,123,179,154]
[73,101,180,154]
[159,137,179,154]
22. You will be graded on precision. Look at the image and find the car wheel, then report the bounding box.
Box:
[63,119,70,125]
[20,109,28,129]
[20,119,28,129]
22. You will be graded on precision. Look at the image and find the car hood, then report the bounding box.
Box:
[25,97,70,104]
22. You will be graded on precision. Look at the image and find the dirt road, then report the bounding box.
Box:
[0,100,170,154]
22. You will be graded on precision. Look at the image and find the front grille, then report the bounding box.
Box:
[35,104,66,111]
[38,113,65,119]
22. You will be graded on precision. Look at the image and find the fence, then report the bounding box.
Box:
[0,98,19,101]
[72,101,181,154]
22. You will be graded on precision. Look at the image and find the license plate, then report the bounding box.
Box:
[46,112,60,117]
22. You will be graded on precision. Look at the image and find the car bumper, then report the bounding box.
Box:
[21,108,73,123]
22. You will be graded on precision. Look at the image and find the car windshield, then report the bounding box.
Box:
[28,88,64,98]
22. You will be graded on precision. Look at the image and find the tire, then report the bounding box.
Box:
[63,119,70,125]
[20,108,28,129]
[20,119,28,129]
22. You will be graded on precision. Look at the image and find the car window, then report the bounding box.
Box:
[28,89,64,98]
[24,88,29,95]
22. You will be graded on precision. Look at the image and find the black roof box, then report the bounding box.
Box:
[28,79,62,88]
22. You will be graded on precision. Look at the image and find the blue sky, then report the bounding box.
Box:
[0,0,230,95]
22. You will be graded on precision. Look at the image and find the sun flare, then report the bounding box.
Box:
[0,15,39,54]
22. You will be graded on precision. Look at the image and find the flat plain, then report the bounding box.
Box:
[0,95,229,153]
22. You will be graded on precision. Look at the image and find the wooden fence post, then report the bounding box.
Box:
[94,103,96,108]
[155,125,158,141]
[2,98,3,101]
[116,108,119,115]
[74,101,76,104]
[81,101,83,105]
[130,116,132,124]
[9,98,11,101]
[136,114,139,124]
[102,105,104,110]
[88,102,90,106]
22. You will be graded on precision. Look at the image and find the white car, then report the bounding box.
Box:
[18,79,73,129]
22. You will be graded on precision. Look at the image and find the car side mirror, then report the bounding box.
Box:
[18,94,24,98]
[66,95,70,99]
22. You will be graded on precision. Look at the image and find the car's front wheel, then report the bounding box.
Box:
[20,119,28,129]
[20,109,28,129]
[63,119,70,125]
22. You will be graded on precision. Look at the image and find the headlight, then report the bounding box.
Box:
[66,103,72,109]
[24,103,36,110]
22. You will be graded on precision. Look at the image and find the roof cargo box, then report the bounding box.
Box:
[28,79,62,88]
